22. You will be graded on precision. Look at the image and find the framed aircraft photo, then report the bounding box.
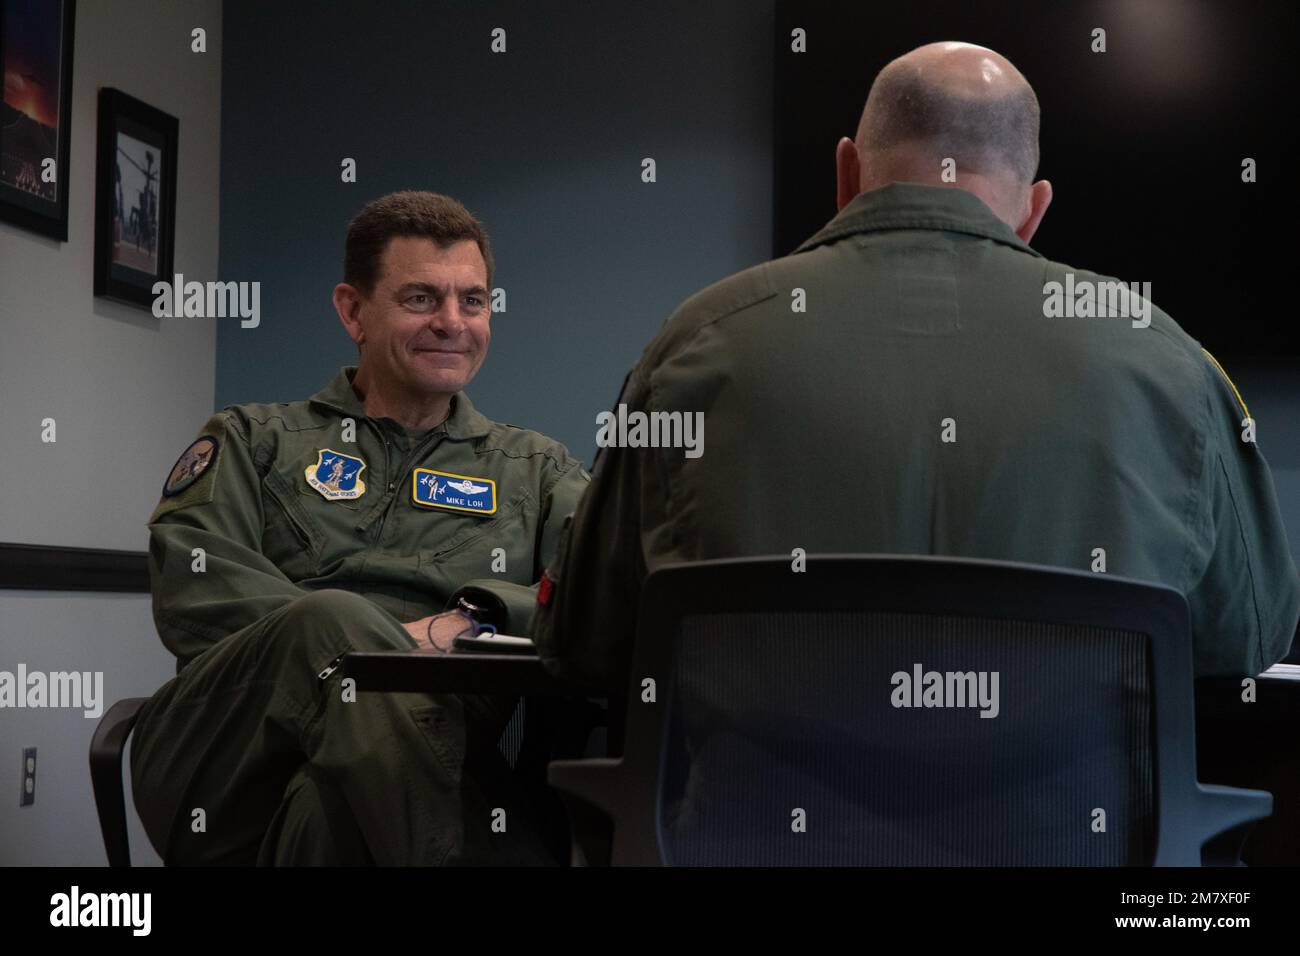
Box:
[93,87,178,309]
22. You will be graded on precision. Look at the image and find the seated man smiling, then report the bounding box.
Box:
[131,191,588,865]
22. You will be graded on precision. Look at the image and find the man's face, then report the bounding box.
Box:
[352,237,491,397]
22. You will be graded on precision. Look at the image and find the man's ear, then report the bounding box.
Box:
[835,137,862,211]
[1015,179,1053,244]
[333,283,365,346]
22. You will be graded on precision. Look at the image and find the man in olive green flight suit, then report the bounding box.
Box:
[532,41,1300,693]
[131,192,588,865]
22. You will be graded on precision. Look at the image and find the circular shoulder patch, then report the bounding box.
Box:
[163,436,220,497]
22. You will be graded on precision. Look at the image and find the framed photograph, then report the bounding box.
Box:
[94,87,177,309]
[0,0,76,240]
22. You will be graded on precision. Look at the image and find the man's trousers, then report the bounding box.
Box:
[130,588,555,865]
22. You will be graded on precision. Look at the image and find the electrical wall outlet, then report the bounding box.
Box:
[20,748,36,807]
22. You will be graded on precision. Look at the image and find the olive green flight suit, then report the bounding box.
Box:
[130,367,588,865]
[532,182,1300,690]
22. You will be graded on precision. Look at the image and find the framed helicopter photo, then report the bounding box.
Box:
[93,87,178,309]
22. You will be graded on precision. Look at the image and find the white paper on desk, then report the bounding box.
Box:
[452,634,535,650]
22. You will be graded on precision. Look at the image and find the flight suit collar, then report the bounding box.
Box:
[793,181,1045,259]
[308,366,494,439]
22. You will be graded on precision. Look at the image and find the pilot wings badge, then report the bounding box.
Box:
[412,468,497,515]
[305,449,367,501]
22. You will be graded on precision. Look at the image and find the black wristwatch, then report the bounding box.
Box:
[451,588,506,631]
[456,595,488,625]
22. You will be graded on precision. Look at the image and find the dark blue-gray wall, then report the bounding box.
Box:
[216,0,775,462]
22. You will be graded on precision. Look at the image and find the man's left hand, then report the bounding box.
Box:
[403,610,470,652]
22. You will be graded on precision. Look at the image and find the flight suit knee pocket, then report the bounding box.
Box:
[410,698,467,783]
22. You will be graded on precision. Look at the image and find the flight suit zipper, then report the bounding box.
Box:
[371,429,394,541]
[372,429,443,543]
[317,651,346,682]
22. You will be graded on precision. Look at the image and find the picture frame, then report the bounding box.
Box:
[0,0,77,240]
[93,86,178,309]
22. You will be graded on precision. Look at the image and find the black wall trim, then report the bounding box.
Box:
[0,543,149,592]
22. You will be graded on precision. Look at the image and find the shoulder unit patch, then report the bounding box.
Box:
[162,436,220,498]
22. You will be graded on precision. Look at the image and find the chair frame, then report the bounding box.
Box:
[89,696,151,867]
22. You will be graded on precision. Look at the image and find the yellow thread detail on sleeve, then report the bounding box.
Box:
[1202,348,1251,421]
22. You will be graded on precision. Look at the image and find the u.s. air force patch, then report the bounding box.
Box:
[412,468,497,515]
[305,449,367,500]
[162,436,219,497]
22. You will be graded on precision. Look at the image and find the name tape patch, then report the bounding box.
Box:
[412,468,497,515]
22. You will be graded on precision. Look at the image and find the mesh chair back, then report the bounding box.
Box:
[550,556,1268,866]
[660,610,1153,865]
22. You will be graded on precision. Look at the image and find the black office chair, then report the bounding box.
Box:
[89,697,151,867]
[548,555,1272,866]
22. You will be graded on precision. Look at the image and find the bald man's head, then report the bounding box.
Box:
[847,42,1043,222]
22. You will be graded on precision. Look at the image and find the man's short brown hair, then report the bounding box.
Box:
[344,191,494,295]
